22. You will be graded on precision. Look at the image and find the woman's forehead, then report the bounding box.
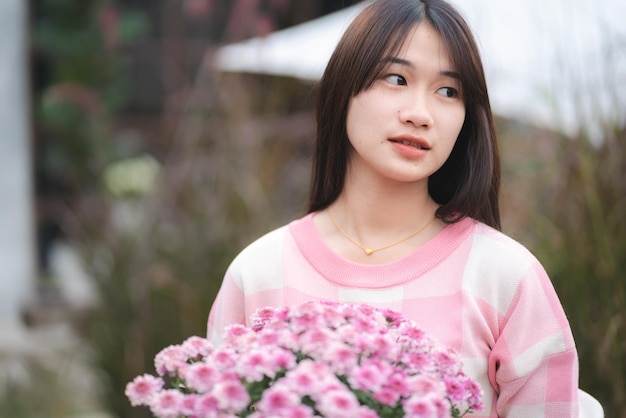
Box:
[382,23,456,72]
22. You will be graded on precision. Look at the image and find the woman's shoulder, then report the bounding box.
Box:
[222,223,290,291]
[230,223,290,266]
[443,217,538,263]
[461,221,555,316]
[464,220,548,282]
[227,214,312,273]
[472,222,539,260]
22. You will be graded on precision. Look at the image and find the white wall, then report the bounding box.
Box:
[0,0,36,329]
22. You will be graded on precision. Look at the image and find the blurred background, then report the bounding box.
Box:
[0,0,624,417]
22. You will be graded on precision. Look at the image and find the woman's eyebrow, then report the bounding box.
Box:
[383,56,461,80]
[441,70,462,81]
[384,56,414,68]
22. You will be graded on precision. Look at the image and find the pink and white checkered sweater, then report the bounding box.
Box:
[208,214,579,417]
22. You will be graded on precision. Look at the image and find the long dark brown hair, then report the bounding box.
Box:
[307,0,501,230]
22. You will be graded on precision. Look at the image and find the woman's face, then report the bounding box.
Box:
[345,22,466,186]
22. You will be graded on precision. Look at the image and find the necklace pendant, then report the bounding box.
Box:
[365,248,374,255]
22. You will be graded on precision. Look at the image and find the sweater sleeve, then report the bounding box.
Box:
[489,260,579,417]
[207,225,288,345]
[207,267,246,345]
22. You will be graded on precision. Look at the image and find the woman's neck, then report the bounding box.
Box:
[338,165,436,224]
[316,174,442,264]
[334,185,436,233]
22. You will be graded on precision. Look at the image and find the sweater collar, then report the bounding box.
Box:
[289,213,476,288]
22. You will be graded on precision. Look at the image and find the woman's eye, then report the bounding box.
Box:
[384,74,407,86]
[436,87,459,98]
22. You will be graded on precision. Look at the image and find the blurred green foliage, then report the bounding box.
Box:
[499,117,626,417]
[532,127,626,416]
[0,340,105,417]
[34,0,149,193]
[68,71,313,418]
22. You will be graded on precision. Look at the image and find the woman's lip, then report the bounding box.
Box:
[388,136,431,150]
[389,138,430,159]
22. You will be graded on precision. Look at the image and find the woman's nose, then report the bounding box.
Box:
[398,94,434,128]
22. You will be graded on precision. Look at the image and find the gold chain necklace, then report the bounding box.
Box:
[327,210,436,256]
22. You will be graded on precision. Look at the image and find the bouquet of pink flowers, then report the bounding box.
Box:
[126,300,483,418]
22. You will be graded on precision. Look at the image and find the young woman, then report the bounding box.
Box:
[208,0,580,416]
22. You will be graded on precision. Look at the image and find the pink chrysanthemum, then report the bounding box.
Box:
[408,374,447,398]
[180,335,213,359]
[154,345,188,376]
[445,376,468,402]
[251,306,277,331]
[316,388,361,418]
[434,349,461,375]
[321,341,358,374]
[270,347,297,371]
[237,347,273,381]
[256,384,300,414]
[211,347,237,370]
[125,374,163,406]
[213,380,251,412]
[195,392,219,415]
[373,387,401,406]
[386,370,411,396]
[179,394,199,416]
[149,389,184,418]
[348,360,387,392]
[356,406,381,418]
[289,404,317,418]
[183,362,219,392]
[403,394,440,418]
[284,363,318,396]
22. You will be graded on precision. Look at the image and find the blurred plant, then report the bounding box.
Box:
[103,154,162,198]
[528,124,626,417]
[0,329,107,417]
[34,0,149,192]
[33,0,151,282]
[65,70,314,418]
[31,1,332,417]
